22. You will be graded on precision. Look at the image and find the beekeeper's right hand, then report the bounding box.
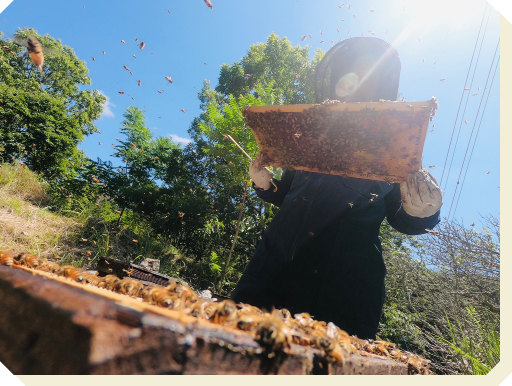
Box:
[249,152,274,190]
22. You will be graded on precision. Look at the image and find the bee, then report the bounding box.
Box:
[135,38,138,42]
[347,4,351,9]
[338,3,344,8]
[204,0,213,10]
[178,211,185,218]
[158,90,162,94]
[138,41,146,51]
[83,273,101,286]
[144,286,173,308]
[165,75,173,83]
[0,249,15,266]
[464,120,468,124]
[320,40,324,44]
[440,78,446,81]
[101,274,120,290]
[348,202,354,208]
[137,80,141,86]
[487,171,490,174]
[294,312,314,328]
[118,91,124,95]
[180,109,186,113]
[133,54,136,58]
[313,334,346,366]
[58,265,84,283]
[23,36,44,73]
[425,228,438,235]
[301,36,306,41]
[337,28,340,32]
[130,71,133,76]
[121,40,125,43]
[19,253,40,268]
[92,57,96,61]
[102,50,106,55]
[429,165,435,168]
[123,65,130,71]
[189,301,205,318]
[407,354,431,375]
[98,142,102,145]
[211,300,238,325]
[309,34,312,38]
[254,317,291,355]
[236,313,264,332]
[472,92,478,96]
[203,301,220,320]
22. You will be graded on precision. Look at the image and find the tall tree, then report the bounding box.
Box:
[0,28,105,179]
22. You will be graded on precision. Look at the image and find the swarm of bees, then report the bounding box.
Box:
[0,248,431,374]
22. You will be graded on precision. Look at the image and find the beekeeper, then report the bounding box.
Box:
[231,37,443,339]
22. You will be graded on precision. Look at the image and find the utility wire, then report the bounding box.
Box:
[439,2,489,188]
[441,6,492,192]
[447,39,500,221]
[452,54,500,218]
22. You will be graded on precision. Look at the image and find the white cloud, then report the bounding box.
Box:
[98,90,115,118]
[168,134,192,145]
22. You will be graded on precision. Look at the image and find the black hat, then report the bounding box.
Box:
[315,37,401,103]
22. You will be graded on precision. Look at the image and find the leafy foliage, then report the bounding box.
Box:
[0,28,105,179]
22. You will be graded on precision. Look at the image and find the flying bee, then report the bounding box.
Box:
[301,36,307,41]
[348,202,354,208]
[204,0,213,10]
[165,75,173,83]
[137,80,141,86]
[102,50,106,55]
[425,228,438,235]
[57,265,84,283]
[180,109,186,112]
[92,57,96,61]
[440,78,446,81]
[139,41,145,50]
[123,65,130,71]
[118,91,124,95]
[121,40,125,43]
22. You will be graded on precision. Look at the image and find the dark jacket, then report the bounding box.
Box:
[232,169,440,339]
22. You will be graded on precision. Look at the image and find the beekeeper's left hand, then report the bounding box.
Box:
[400,170,443,218]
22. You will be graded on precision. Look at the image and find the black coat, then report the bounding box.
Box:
[231,169,440,339]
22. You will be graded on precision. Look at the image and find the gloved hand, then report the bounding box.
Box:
[400,170,443,218]
[249,152,274,190]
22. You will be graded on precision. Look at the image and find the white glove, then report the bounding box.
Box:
[249,152,274,190]
[400,170,443,218]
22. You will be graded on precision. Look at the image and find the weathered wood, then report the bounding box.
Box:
[0,265,409,375]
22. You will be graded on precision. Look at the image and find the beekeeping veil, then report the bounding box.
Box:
[315,37,401,103]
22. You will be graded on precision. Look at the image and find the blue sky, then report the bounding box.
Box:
[0,0,500,225]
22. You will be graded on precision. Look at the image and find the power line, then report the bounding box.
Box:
[441,6,492,193]
[439,2,489,188]
[447,39,500,221]
[452,53,500,219]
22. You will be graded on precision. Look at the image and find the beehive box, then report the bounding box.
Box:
[243,98,438,183]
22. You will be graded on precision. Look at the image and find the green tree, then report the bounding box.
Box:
[0,28,105,179]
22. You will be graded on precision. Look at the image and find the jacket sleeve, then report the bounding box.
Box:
[252,169,296,207]
[384,182,441,235]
